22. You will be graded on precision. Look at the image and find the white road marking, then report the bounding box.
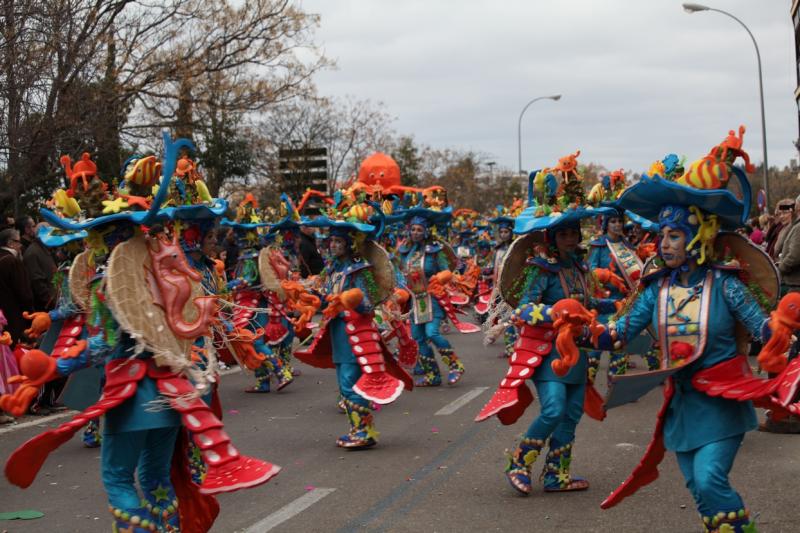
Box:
[435,387,489,416]
[242,488,336,532]
[0,410,77,435]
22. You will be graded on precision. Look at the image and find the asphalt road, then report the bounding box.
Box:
[1,331,799,533]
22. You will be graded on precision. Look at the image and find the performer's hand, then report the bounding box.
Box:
[0,331,11,346]
[323,294,345,320]
[23,311,52,339]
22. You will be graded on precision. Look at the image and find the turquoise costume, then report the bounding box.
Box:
[398,239,465,386]
[475,158,615,496]
[294,208,411,449]
[223,216,294,394]
[505,252,616,493]
[587,232,637,377]
[596,139,768,532]
[3,135,280,533]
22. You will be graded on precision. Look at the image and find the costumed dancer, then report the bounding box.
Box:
[0,134,280,533]
[481,203,521,357]
[586,207,638,378]
[222,194,294,393]
[475,151,615,495]
[22,226,101,446]
[294,200,413,449]
[397,200,478,387]
[576,128,800,532]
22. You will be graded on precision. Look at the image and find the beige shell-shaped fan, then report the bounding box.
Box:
[68,249,94,312]
[105,235,197,365]
[499,231,546,308]
[360,239,396,304]
[258,246,287,301]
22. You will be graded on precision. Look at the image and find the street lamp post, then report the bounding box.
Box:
[517,94,562,175]
[683,2,770,208]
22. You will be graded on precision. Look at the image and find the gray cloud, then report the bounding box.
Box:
[300,0,797,176]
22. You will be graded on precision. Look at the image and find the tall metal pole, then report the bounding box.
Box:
[683,3,770,208]
[517,94,561,175]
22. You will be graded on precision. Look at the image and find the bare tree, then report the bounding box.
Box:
[0,0,326,215]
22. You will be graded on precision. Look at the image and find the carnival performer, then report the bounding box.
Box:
[23,226,103,447]
[294,200,412,449]
[222,194,294,393]
[587,207,638,378]
[0,134,280,533]
[397,202,475,386]
[475,153,615,495]
[480,205,520,356]
[578,128,796,532]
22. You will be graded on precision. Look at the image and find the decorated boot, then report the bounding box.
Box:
[110,505,158,533]
[414,351,442,387]
[82,418,101,448]
[702,509,756,533]
[246,364,271,393]
[502,326,517,358]
[275,361,294,391]
[504,437,544,495]
[187,440,206,485]
[608,351,629,376]
[439,348,465,385]
[541,439,589,492]
[587,352,600,385]
[141,480,180,533]
[412,359,426,376]
[336,399,378,449]
[643,347,661,371]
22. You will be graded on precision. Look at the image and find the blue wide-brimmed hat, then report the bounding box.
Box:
[625,210,658,233]
[514,204,614,234]
[38,225,88,248]
[609,167,750,230]
[40,131,194,231]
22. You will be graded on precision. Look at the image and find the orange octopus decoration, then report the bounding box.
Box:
[61,152,99,196]
[549,299,604,377]
[757,292,800,374]
[280,280,321,334]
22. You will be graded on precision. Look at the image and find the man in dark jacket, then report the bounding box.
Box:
[23,223,57,311]
[0,228,34,345]
[298,225,324,278]
[16,216,35,254]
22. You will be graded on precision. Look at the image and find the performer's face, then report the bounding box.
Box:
[201,230,217,257]
[499,227,512,243]
[554,227,580,256]
[410,224,426,243]
[330,236,348,258]
[607,217,623,238]
[659,227,687,268]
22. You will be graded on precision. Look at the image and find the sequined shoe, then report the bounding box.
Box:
[110,506,157,533]
[541,439,589,492]
[336,400,378,449]
[505,437,544,495]
[439,348,465,385]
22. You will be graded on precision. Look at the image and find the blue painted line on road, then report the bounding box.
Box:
[372,422,498,533]
[337,422,488,532]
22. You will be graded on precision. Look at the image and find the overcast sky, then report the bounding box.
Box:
[299,0,798,175]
